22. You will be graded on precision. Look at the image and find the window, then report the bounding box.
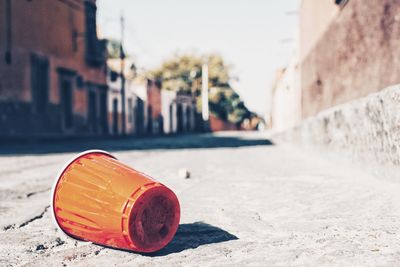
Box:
[84,1,105,67]
[335,0,349,8]
[112,98,119,134]
[128,98,133,123]
[30,54,49,113]
[58,68,76,130]
[99,90,108,134]
[5,0,12,65]
[88,90,98,132]
[60,79,73,130]
[110,70,119,82]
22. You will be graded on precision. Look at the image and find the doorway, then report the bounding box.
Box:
[31,54,49,114]
[112,98,119,134]
[99,91,108,134]
[60,79,73,131]
[177,104,183,133]
[88,90,98,133]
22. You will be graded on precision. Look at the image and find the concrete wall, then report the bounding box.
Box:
[299,0,339,62]
[0,0,107,136]
[277,84,400,169]
[301,0,400,118]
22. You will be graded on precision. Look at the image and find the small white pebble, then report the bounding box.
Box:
[178,168,191,179]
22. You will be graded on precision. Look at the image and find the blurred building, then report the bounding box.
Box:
[273,0,400,126]
[132,81,147,136]
[300,0,400,118]
[271,51,301,132]
[209,114,239,132]
[160,90,197,134]
[107,67,135,136]
[0,0,108,137]
[161,89,177,134]
[107,58,146,136]
[146,79,163,134]
[175,93,196,133]
[146,80,197,135]
[106,69,198,136]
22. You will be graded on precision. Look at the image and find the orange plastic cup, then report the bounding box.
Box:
[51,150,180,253]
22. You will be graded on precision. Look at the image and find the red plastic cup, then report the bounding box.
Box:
[51,150,180,253]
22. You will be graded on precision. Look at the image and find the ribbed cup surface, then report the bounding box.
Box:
[52,152,180,252]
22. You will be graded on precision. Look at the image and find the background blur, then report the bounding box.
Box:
[0,0,398,140]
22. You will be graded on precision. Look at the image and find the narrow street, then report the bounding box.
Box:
[1,132,400,265]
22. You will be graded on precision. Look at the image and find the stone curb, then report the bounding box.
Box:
[275,84,400,167]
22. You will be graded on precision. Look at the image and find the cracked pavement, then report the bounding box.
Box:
[1,132,400,266]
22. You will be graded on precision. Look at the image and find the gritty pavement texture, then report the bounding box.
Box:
[1,132,400,266]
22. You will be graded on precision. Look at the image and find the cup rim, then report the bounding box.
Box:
[50,149,116,242]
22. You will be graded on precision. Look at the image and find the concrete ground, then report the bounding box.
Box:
[1,132,400,266]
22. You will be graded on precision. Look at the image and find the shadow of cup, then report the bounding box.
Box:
[148,222,238,256]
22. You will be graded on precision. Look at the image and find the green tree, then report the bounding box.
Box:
[106,39,121,59]
[148,53,252,124]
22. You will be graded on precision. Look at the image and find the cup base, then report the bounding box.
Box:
[127,184,180,253]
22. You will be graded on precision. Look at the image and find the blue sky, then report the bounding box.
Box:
[98,0,299,114]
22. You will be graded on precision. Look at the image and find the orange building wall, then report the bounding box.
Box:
[301,0,400,118]
[0,0,107,136]
[0,0,105,102]
[299,0,339,62]
[209,115,239,132]
[147,80,162,120]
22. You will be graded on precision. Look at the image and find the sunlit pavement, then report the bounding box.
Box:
[1,131,400,265]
